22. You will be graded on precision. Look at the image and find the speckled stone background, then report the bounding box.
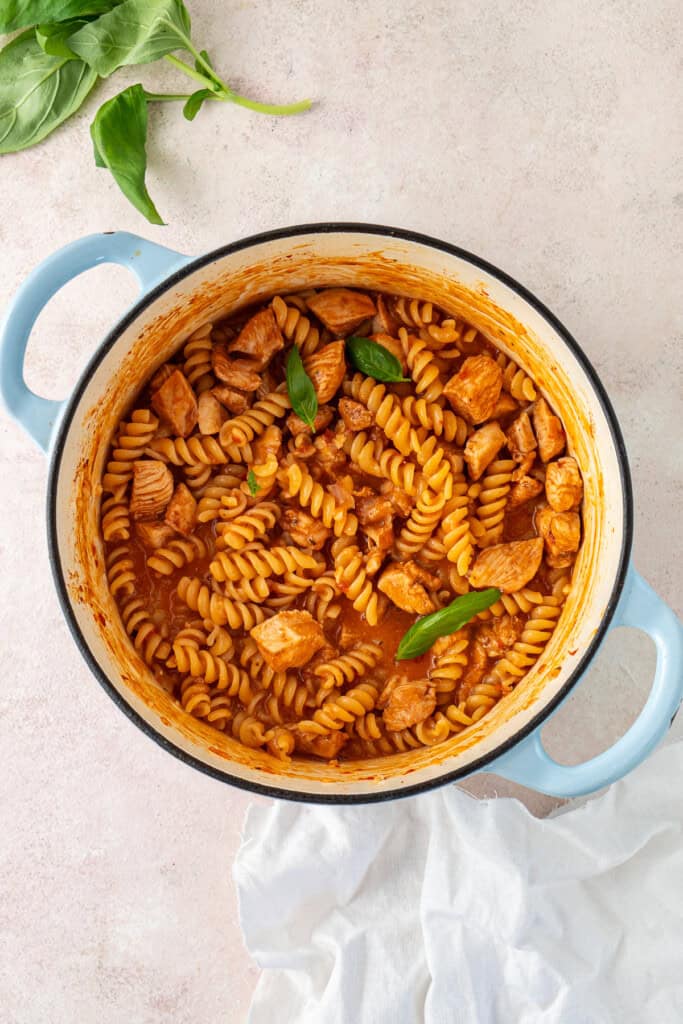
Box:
[1,1,681,1020]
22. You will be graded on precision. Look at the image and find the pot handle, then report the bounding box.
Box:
[0,232,190,452]
[490,566,683,798]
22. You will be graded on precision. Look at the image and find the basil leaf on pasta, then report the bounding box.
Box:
[286,345,318,431]
[90,84,164,224]
[396,589,501,660]
[247,469,260,496]
[347,336,409,383]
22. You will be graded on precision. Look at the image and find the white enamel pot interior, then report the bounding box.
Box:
[48,225,631,802]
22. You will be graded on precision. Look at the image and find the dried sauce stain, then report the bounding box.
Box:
[65,241,602,783]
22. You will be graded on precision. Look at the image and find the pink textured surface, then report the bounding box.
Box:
[0,1,680,1020]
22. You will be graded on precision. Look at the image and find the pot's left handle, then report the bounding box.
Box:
[0,232,190,452]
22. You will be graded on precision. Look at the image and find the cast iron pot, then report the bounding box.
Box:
[2,224,681,803]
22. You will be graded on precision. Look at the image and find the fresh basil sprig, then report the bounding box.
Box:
[396,588,501,660]
[347,336,409,383]
[0,0,311,222]
[285,346,318,432]
[91,83,163,223]
[0,29,98,153]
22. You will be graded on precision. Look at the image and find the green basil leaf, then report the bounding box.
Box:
[247,469,260,496]
[396,588,501,660]
[90,83,164,224]
[182,87,212,121]
[36,19,91,59]
[286,346,318,431]
[347,336,409,383]
[0,30,98,154]
[0,1,120,33]
[68,0,192,77]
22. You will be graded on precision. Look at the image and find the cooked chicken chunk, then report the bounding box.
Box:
[197,391,226,435]
[379,676,436,732]
[151,369,198,437]
[339,397,373,432]
[468,537,544,593]
[130,460,174,520]
[228,308,284,370]
[253,425,282,464]
[356,491,394,554]
[477,614,524,658]
[211,348,262,391]
[313,430,347,475]
[536,506,581,567]
[464,421,506,480]
[306,288,377,336]
[287,405,334,436]
[532,398,566,462]
[460,640,489,691]
[545,457,583,512]
[508,475,544,509]
[380,482,415,517]
[295,730,349,760]
[370,332,408,374]
[378,561,438,614]
[490,392,518,419]
[512,454,536,480]
[372,294,399,336]
[282,508,330,550]
[250,610,326,672]
[164,482,197,536]
[304,341,347,403]
[211,384,251,415]
[136,521,175,549]
[443,355,503,424]
[506,411,537,462]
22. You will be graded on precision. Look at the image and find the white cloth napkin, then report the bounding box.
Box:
[234,741,683,1024]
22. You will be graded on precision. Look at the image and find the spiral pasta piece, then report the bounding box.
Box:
[332,538,384,626]
[219,391,291,448]
[411,432,453,495]
[176,576,270,630]
[102,409,159,493]
[496,353,536,402]
[101,494,130,542]
[267,726,296,760]
[205,621,235,659]
[195,469,247,521]
[179,677,211,718]
[147,535,207,576]
[313,642,383,701]
[120,598,171,664]
[279,462,358,536]
[492,596,563,680]
[394,487,446,558]
[183,323,214,392]
[393,296,435,328]
[209,545,321,583]
[221,576,271,603]
[401,395,469,446]
[214,502,279,549]
[419,318,461,348]
[475,459,515,546]
[344,374,417,455]
[172,640,233,689]
[183,462,213,494]
[303,571,342,623]
[205,690,234,730]
[438,477,476,576]
[297,682,379,735]
[147,435,229,467]
[429,632,469,700]
[240,636,286,691]
[399,327,443,403]
[231,711,273,748]
[271,295,323,357]
[106,544,135,598]
[249,677,312,723]
[476,588,544,620]
[463,681,503,721]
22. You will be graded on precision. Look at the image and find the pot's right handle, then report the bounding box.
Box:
[0,232,190,452]
[490,566,683,798]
